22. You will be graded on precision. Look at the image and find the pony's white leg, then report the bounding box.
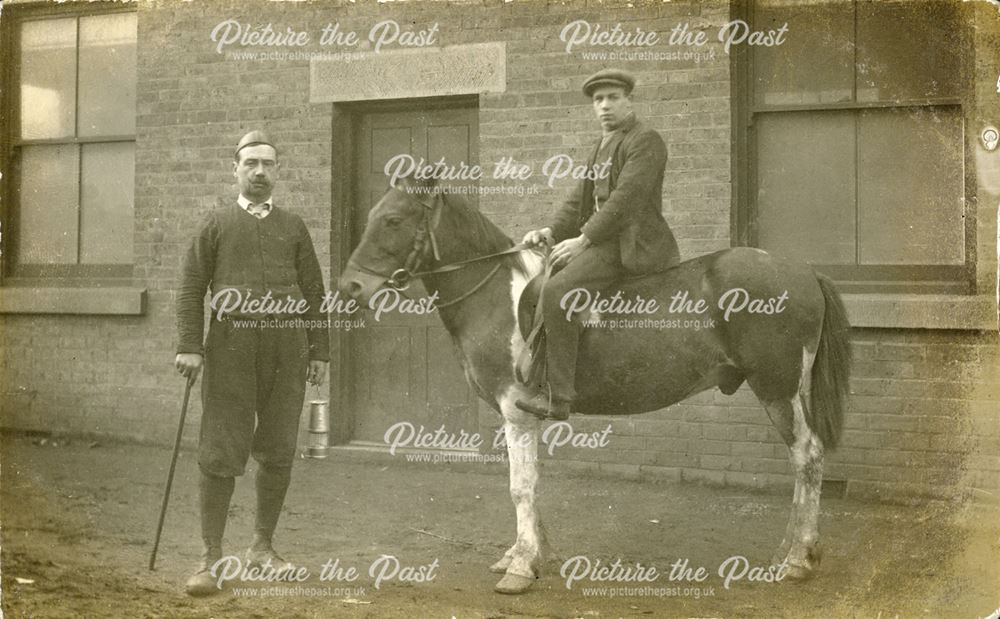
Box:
[784,391,825,579]
[487,401,527,574]
[762,399,798,564]
[763,347,824,578]
[493,391,543,594]
[776,347,824,578]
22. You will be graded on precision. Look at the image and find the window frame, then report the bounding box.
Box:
[732,0,977,295]
[1,1,138,286]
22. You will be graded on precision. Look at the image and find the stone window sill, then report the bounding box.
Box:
[0,287,147,315]
[843,294,998,331]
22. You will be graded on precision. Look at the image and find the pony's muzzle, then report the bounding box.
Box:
[342,279,364,298]
[338,264,392,305]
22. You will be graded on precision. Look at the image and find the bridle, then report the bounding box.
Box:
[349,187,528,309]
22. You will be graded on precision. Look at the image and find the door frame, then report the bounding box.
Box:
[327,95,479,445]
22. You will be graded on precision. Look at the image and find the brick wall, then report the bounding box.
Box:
[1,0,997,499]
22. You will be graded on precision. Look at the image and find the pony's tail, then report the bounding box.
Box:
[808,273,852,451]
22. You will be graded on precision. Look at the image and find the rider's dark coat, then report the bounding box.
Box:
[549,113,680,273]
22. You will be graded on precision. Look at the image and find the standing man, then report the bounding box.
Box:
[175,131,329,596]
[518,70,680,420]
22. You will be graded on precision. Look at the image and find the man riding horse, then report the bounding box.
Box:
[518,69,681,421]
[339,67,851,593]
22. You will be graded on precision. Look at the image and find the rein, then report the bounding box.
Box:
[353,187,531,309]
[412,244,529,309]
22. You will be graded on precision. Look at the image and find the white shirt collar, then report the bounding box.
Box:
[238,194,273,217]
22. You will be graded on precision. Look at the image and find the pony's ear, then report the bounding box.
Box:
[394,171,438,193]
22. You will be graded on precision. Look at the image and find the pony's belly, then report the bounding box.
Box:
[573,324,731,415]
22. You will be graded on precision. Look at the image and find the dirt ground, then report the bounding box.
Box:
[1,432,998,619]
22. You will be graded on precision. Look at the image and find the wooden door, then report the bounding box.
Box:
[348,105,481,447]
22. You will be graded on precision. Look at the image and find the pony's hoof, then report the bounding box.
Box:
[781,543,821,581]
[494,572,535,594]
[489,556,512,574]
[782,562,816,582]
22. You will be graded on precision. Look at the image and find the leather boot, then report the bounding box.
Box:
[247,464,295,573]
[185,472,234,597]
[244,546,295,575]
[185,544,223,596]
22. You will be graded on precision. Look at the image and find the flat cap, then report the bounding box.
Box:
[235,130,275,158]
[581,69,635,97]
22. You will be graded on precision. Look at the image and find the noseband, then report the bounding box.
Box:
[352,187,527,308]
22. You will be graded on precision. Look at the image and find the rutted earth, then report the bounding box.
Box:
[2,433,998,618]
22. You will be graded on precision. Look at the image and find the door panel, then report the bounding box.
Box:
[349,105,480,447]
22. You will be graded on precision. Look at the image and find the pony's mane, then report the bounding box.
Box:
[440,192,530,275]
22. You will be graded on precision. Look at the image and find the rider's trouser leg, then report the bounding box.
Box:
[541,243,626,403]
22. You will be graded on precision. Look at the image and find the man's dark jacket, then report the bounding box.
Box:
[549,114,680,273]
[176,203,330,361]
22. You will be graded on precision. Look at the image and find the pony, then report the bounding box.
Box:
[338,178,851,594]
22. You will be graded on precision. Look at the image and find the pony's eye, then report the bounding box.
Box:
[385,216,403,227]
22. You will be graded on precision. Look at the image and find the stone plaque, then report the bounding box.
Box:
[310,42,506,102]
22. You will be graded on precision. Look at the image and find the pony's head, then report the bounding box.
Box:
[339,174,443,304]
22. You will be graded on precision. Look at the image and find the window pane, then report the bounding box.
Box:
[20,18,77,140]
[79,13,137,137]
[756,112,856,263]
[857,107,964,265]
[80,142,135,264]
[753,0,853,106]
[856,0,962,102]
[17,145,80,264]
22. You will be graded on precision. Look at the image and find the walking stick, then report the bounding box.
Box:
[149,373,196,571]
